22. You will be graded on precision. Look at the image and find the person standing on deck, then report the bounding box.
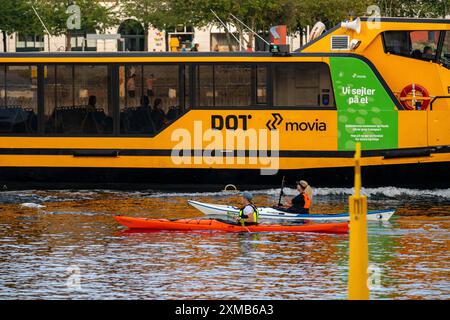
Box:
[282,180,313,214]
[236,192,259,225]
[191,43,199,52]
[170,36,180,52]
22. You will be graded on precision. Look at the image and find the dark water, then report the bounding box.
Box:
[0,187,449,299]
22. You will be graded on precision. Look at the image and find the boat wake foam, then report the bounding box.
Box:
[149,187,450,199]
[1,187,449,204]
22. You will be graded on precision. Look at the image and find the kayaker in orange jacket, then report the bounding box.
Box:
[282,180,313,214]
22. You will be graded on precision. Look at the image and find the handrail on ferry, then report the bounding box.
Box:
[430,96,450,110]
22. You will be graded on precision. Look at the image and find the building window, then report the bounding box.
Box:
[210,33,240,52]
[119,64,183,135]
[383,30,440,61]
[196,64,257,107]
[69,29,97,51]
[16,34,44,52]
[273,63,334,108]
[0,65,38,134]
[44,65,112,134]
[168,25,194,52]
[118,20,145,52]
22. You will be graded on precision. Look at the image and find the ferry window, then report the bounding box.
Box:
[273,63,334,108]
[196,64,254,107]
[196,65,214,107]
[440,31,450,68]
[119,64,180,135]
[184,65,190,109]
[44,65,112,135]
[120,65,143,109]
[256,66,267,104]
[383,31,440,61]
[0,65,38,134]
[215,65,252,106]
[0,66,3,106]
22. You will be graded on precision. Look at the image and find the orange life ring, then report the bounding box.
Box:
[399,84,430,110]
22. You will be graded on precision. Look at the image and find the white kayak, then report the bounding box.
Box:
[188,200,395,222]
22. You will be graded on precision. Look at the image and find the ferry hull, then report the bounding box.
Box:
[0,161,449,190]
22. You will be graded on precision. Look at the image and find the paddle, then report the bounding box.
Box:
[277,176,286,206]
[240,219,252,233]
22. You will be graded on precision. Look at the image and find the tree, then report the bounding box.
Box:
[120,0,176,51]
[155,0,373,51]
[0,0,21,52]
[33,0,119,51]
[0,0,43,52]
[157,0,301,50]
[377,0,449,18]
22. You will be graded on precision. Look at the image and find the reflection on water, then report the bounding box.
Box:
[0,188,449,299]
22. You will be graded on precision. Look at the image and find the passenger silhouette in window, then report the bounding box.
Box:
[423,46,433,55]
[83,95,99,134]
[132,95,155,134]
[151,98,166,131]
[141,95,150,109]
[411,49,422,59]
[422,46,434,59]
[87,95,97,110]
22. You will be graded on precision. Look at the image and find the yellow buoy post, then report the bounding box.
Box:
[348,142,369,300]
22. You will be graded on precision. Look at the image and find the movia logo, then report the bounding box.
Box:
[352,73,367,79]
[266,113,327,132]
[266,113,283,130]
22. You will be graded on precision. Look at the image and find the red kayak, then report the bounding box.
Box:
[115,216,349,234]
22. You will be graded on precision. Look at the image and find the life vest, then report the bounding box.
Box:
[303,193,311,209]
[239,204,259,223]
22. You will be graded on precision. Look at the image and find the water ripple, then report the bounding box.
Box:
[0,190,448,299]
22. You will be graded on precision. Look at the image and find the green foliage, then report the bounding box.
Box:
[295,0,372,28]
[120,0,173,30]
[0,0,43,35]
[142,0,373,33]
[32,0,120,35]
[376,0,449,18]
[1,0,448,51]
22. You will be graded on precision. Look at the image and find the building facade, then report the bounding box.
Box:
[2,1,449,54]
[0,2,303,53]
[0,25,303,53]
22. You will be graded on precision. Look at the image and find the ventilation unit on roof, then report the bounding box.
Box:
[331,36,350,50]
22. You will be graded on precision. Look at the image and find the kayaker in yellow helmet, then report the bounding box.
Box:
[236,192,259,225]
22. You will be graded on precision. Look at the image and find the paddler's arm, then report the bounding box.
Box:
[282,195,292,207]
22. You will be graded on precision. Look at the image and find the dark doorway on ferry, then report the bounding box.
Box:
[118,20,145,52]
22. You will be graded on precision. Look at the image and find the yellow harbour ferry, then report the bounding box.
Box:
[0,17,449,188]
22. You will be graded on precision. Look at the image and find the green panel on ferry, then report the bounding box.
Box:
[330,57,398,151]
